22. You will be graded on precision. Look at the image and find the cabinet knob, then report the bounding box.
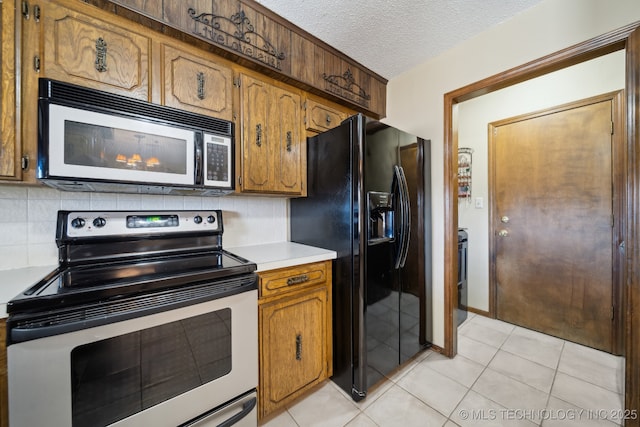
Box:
[287,274,309,286]
[286,131,292,152]
[95,37,108,72]
[295,334,302,360]
[197,72,205,100]
[256,123,262,147]
[326,114,332,124]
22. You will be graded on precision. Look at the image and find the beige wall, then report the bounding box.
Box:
[384,0,640,347]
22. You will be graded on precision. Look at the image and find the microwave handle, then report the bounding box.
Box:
[195,133,203,185]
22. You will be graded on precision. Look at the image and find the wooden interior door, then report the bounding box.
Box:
[491,95,619,353]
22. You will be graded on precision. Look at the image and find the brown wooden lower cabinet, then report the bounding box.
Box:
[258,260,332,420]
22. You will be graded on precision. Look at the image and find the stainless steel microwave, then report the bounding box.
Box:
[37,78,234,196]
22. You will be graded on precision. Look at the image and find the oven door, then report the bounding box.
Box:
[8,289,257,427]
[41,102,197,187]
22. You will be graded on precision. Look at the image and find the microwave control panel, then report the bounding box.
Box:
[203,133,232,188]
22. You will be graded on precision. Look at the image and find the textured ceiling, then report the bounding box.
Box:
[253,0,544,79]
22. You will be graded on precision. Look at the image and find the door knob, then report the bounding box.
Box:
[501,216,509,223]
[498,230,509,237]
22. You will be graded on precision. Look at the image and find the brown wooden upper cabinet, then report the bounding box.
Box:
[238,73,305,196]
[304,98,350,135]
[17,0,153,184]
[39,0,151,100]
[160,43,234,121]
[102,0,388,118]
[5,0,360,195]
[1,0,19,180]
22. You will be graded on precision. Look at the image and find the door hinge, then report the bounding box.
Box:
[493,127,498,136]
[233,77,240,87]
[22,2,40,22]
[238,176,242,186]
[611,121,614,135]
[22,1,29,19]
[611,306,615,320]
[33,55,41,72]
[21,155,30,170]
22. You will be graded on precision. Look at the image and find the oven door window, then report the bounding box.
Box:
[70,308,231,427]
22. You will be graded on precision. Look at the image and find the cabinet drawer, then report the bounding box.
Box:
[305,100,347,133]
[259,261,328,299]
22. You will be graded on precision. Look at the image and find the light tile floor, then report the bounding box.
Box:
[260,312,627,427]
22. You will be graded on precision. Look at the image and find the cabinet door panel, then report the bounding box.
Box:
[240,74,271,192]
[42,3,150,100]
[0,0,18,179]
[260,288,326,412]
[162,44,233,120]
[273,88,302,194]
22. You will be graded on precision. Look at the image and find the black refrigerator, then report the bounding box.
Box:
[290,113,432,401]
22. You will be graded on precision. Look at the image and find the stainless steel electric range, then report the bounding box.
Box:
[6,210,258,427]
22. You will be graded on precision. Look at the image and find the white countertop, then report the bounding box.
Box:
[0,265,57,318]
[227,242,336,272]
[0,243,335,318]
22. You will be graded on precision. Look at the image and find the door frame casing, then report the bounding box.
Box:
[443,21,640,424]
[487,91,626,355]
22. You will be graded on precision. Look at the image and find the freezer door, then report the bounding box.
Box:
[290,114,368,401]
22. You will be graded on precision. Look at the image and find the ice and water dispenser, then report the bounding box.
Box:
[367,191,394,244]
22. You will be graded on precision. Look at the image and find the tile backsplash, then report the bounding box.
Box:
[0,184,289,270]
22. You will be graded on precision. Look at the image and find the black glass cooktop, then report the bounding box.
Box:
[7,250,256,315]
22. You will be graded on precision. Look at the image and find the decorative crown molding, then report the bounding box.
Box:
[189,7,286,70]
[322,68,371,105]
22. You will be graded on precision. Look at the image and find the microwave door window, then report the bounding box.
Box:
[64,122,187,174]
[47,104,196,186]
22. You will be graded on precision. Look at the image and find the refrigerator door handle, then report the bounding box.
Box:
[393,165,411,269]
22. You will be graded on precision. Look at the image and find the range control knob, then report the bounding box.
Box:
[71,217,86,229]
[207,215,216,224]
[93,217,107,228]
[193,215,203,224]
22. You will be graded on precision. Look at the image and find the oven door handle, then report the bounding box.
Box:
[217,397,256,427]
[179,395,256,427]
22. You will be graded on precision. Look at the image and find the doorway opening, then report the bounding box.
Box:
[444,21,640,421]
